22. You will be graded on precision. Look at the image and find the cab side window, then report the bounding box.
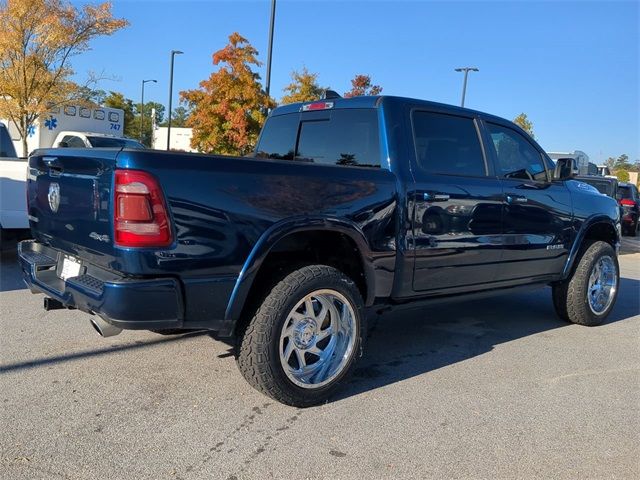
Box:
[412,111,486,177]
[254,113,299,160]
[486,123,548,182]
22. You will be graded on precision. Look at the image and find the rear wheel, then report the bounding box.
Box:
[236,265,365,407]
[552,240,619,326]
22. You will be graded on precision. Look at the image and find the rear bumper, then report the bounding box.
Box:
[19,240,184,331]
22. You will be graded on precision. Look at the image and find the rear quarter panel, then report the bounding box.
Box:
[116,150,399,280]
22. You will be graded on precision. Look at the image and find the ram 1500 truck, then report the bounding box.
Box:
[19,95,621,406]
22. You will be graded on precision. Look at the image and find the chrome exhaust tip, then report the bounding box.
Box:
[90,317,122,338]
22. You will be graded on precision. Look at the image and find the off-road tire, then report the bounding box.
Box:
[236,265,365,407]
[552,240,619,326]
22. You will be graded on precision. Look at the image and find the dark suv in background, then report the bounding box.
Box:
[618,182,640,236]
[575,175,619,199]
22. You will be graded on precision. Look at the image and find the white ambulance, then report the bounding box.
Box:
[3,105,125,157]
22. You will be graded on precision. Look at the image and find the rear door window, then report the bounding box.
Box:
[412,111,487,177]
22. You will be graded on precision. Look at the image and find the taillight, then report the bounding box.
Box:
[620,199,635,207]
[114,169,172,247]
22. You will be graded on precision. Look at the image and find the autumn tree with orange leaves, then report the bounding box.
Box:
[0,0,128,156]
[181,33,274,155]
[344,74,383,98]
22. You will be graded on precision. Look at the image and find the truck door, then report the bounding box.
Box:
[482,121,573,282]
[410,110,504,293]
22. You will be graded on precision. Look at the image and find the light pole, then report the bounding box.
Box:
[265,0,276,98]
[454,67,479,108]
[140,79,157,144]
[167,50,183,151]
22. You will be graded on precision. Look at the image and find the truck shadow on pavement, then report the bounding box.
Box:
[1,253,638,406]
[334,277,640,402]
[0,331,212,374]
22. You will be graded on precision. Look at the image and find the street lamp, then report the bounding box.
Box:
[167,50,183,151]
[454,67,479,108]
[140,79,157,144]
[265,0,276,98]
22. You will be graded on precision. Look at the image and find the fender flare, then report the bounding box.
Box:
[224,216,377,322]
[561,214,620,280]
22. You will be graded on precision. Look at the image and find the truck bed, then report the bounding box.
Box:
[24,148,398,332]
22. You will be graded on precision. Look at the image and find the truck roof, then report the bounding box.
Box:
[270,95,507,124]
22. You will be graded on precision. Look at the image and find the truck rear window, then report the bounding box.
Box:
[256,109,381,168]
[618,185,635,200]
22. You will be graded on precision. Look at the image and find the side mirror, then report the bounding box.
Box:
[57,141,69,148]
[554,157,575,181]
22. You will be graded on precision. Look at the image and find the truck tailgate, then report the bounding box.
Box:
[27,149,119,268]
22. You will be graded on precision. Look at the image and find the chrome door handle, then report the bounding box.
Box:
[506,195,528,204]
[424,193,450,202]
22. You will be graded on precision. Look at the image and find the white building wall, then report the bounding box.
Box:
[153,127,197,152]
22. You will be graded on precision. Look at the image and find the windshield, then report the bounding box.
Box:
[87,136,145,149]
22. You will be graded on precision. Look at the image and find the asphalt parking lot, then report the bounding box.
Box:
[1,239,639,480]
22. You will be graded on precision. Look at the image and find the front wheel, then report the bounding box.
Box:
[236,265,365,407]
[552,240,619,326]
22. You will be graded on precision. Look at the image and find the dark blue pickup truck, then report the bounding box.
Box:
[20,95,621,406]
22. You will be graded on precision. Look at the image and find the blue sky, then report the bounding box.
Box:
[71,0,639,162]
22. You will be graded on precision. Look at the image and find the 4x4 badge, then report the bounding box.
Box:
[48,182,60,213]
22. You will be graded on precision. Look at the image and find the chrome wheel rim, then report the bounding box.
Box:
[587,255,617,315]
[279,289,357,389]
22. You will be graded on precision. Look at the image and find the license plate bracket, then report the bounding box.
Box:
[59,256,82,281]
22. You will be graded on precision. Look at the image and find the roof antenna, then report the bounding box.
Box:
[321,89,341,100]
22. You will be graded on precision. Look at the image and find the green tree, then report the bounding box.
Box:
[103,91,136,138]
[513,113,534,138]
[180,32,274,154]
[614,154,632,170]
[605,154,633,176]
[169,105,190,127]
[77,86,107,106]
[137,101,165,127]
[160,105,190,128]
[280,67,326,104]
[616,170,630,182]
[104,92,166,146]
